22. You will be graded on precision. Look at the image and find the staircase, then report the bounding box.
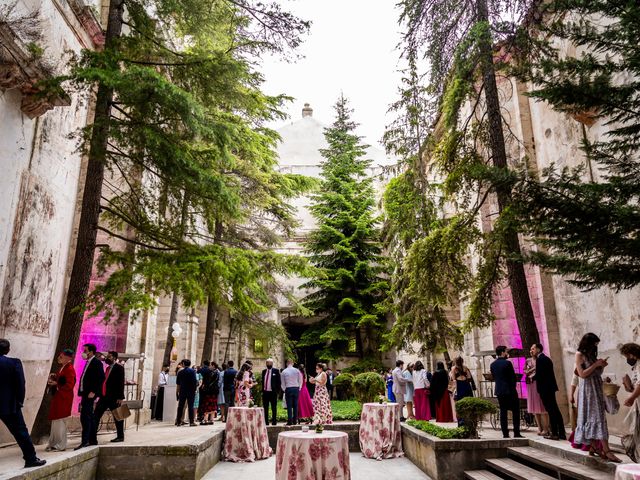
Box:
[465,445,616,480]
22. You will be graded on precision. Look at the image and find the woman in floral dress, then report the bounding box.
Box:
[235,363,254,407]
[309,363,333,425]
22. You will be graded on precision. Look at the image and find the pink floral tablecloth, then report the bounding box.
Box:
[276,431,350,480]
[223,407,272,462]
[616,464,640,480]
[359,403,404,460]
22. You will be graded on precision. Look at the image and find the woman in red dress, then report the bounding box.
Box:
[47,349,76,451]
[430,362,454,422]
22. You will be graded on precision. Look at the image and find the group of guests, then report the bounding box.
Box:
[0,340,126,469]
[386,357,476,423]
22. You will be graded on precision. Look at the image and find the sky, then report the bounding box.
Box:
[259,0,405,151]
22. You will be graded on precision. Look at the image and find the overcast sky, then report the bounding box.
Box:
[260,0,404,150]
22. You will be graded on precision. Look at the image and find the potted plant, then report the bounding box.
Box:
[454,397,497,439]
[315,424,324,434]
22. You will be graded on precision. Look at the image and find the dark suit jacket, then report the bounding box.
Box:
[261,367,282,393]
[176,367,198,397]
[0,355,26,415]
[103,363,125,401]
[490,357,518,396]
[78,356,105,398]
[534,353,559,394]
[223,368,237,392]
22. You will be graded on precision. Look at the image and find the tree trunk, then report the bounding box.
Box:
[200,299,219,362]
[476,0,540,350]
[162,292,180,366]
[30,0,125,443]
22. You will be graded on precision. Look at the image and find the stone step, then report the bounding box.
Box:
[508,446,614,480]
[464,470,504,480]
[486,457,556,480]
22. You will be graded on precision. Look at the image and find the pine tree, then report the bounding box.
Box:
[300,96,389,361]
[508,0,640,290]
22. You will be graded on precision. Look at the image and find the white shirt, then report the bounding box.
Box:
[412,369,430,389]
[158,371,168,386]
[281,366,302,390]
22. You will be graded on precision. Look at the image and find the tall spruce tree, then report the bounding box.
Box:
[300,96,389,361]
[508,0,640,290]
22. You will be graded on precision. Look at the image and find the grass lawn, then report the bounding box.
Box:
[270,400,362,422]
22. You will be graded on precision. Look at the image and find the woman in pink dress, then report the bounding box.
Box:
[525,346,549,436]
[297,364,314,422]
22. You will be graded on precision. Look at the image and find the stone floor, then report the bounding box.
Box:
[203,453,432,479]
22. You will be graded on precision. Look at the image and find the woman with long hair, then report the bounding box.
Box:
[430,362,454,422]
[574,333,620,462]
[297,364,314,422]
[451,356,475,401]
[412,361,431,421]
[309,363,333,425]
[235,363,254,407]
[524,347,549,436]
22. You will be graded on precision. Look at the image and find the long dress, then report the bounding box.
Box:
[236,371,252,407]
[193,372,202,410]
[386,374,396,402]
[298,371,314,419]
[452,366,474,401]
[412,369,431,421]
[574,357,608,445]
[431,369,454,422]
[312,372,333,425]
[525,358,545,415]
[403,370,414,403]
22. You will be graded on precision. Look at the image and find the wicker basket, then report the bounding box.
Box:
[603,382,620,397]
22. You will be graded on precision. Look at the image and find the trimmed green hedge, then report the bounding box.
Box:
[407,419,470,439]
[353,372,385,403]
[333,373,355,400]
[274,400,362,421]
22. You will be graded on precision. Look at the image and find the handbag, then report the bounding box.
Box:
[112,404,132,421]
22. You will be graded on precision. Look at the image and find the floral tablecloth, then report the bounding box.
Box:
[616,464,640,480]
[223,407,272,462]
[359,403,404,460]
[276,431,350,480]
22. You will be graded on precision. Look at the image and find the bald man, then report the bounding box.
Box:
[261,358,281,425]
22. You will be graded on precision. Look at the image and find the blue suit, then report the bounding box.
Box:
[0,355,37,462]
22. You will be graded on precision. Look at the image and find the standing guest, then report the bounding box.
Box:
[93,351,125,443]
[47,349,76,451]
[262,358,281,425]
[531,343,566,440]
[222,361,237,421]
[574,333,620,461]
[193,367,203,422]
[621,343,640,462]
[403,363,415,420]
[524,348,549,437]
[310,363,333,425]
[76,343,105,450]
[392,360,408,420]
[235,363,254,407]
[412,361,431,421]
[430,362,454,422]
[281,359,302,425]
[386,369,396,402]
[451,357,475,401]
[154,365,170,420]
[175,359,198,426]
[298,364,314,422]
[0,339,46,468]
[326,368,335,400]
[215,362,225,419]
[200,360,218,425]
[490,346,522,438]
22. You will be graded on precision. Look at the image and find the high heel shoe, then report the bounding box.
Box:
[602,450,622,463]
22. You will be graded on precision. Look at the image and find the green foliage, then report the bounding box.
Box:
[507,0,640,289]
[56,0,314,334]
[407,419,470,439]
[353,372,385,403]
[454,397,496,438]
[300,95,390,360]
[332,373,355,400]
[341,358,385,375]
[251,371,263,407]
[275,400,362,422]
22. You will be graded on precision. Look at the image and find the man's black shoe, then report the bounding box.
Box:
[74,443,89,450]
[110,437,124,443]
[24,458,46,468]
[400,417,406,422]
[514,434,525,438]
[503,435,510,439]
[271,422,277,426]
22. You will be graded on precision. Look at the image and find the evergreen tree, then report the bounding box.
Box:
[508,0,640,290]
[300,96,389,361]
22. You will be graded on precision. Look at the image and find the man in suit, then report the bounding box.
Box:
[0,339,46,468]
[490,345,522,438]
[175,359,198,426]
[76,343,105,449]
[261,358,281,425]
[392,360,408,421]
[93,351,126,443]
[326,368,334,400]
[532,343,566,440]
[222,361,237,422]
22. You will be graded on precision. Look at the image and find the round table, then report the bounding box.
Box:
[223,407,272,462]
[615,464,640,480]
[276,431,350,480]
[359,402,404,460]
